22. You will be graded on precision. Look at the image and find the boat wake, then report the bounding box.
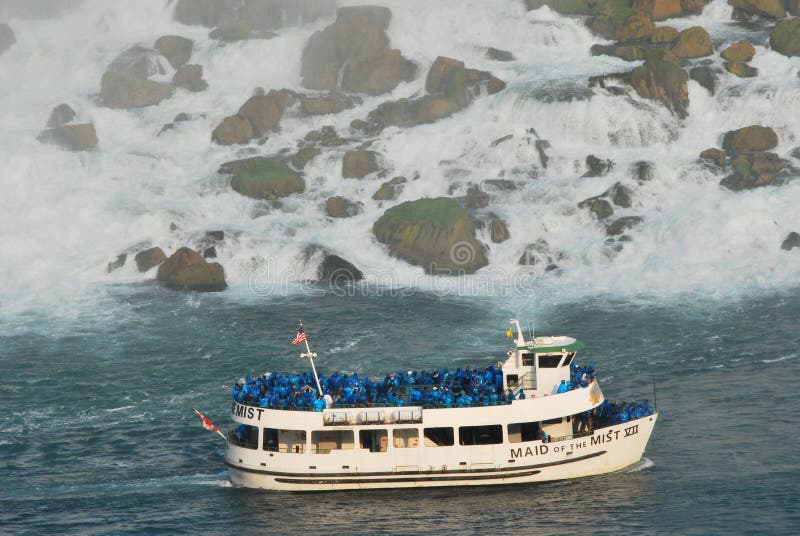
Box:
[626,457,654,473]
[761,353,797,364]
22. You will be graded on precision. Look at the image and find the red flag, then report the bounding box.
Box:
[291,326,307,345]
[193,408,219,433]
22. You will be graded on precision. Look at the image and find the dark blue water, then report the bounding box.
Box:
[2,284,799,535]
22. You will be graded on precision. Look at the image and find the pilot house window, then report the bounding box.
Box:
[522,353,535,366]
[538,354,562,368]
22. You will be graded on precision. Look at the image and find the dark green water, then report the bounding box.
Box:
[1,285,799,534]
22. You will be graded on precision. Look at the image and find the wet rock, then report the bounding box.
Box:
[629,51,689,117]
[606,182,634,208]
[681,0,712,13]
[318,254,364,284]
[174,112,191,122]
[157,247,227,292]
[134,246,166,272]
[633,161,655,182]
[700,148,727,166]
[490,134,513,147]
[729,0,786,19]
[583,155,614,178]
[173,0,335,30]
[578,197,614,219]
[720,152,791,190]
[689,65,717,95]
[37,123,98,151]
[671,26,712,58]
[589,4,654,41]
[106,253,127,273]
[209,22,276,42]
[305,125,346,147]
[722,125,778,154]
[484,179,518,191]
[372,176,407,200]
[172,64,208,92]
[46,103,76,128]
[518,239,562,270]
[486,47,515,61]
[373,197,488,275]
[652,0,683,20]
[107,45,166,79]
[211,114,254,145]
[342,149,381,178]
[154,35,193,69]
[591,44,653,62]
[725,61,758,78]
[490,218,510,243]
[0,23,15,55]
[781,231,800,250]
[461,185,490,209]
[341,48,417,95]
[203,246,217,259]
[651,26,680,44]
[291,146,320,170]
[606,216,643,236]
[220,156,305,199]
[100,71,173,109]
[721,41,756,62]
[770,19,800,57]
[536,139,551,168]
[238,90,288,136]
[326,196,363,218]
[300,92,361,115]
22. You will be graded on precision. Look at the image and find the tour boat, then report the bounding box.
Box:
[217,320,658,491]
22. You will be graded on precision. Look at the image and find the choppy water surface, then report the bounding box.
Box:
[1,287,799,534]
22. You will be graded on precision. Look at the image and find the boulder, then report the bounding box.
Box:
[0,23,15,55]
[318,254,364,284]
[342,149,381,178]
[518,239,562,271]
[629,52,689,117]
[650,26,680,43]
[606,216,643,236]
[341,48,416,95]
[781,231,800,250]
[591,43,653,61]
[372,176,407,200]
[490,218,510,243]
[209,22,276,42]
[172,64,208,92]
[220,156,305,199]
[107,45,165,79]
[173,0,335,29]
[134,246,167,272]
[633,161,655,182]
[305,125,346,146]
[461,185,491,209]
[326,196,363,218]
[728,0,786,19]
[106,253,127,273]
[156,247,227,292]
[606,182,634,208]
[46,103,76,127]
[154,35,193,69]
[700,148,727,166]
[721,125,778,154]
[100,71,173,109]
[486,47,515,61]
[671,26,713,58]
[721,41,756,62]
[589,3,654,41]
[291,146,320,170]
[583,154,614,177]
[211,114,254,145]
[652,0,683,20]
[368,95,463,128]
[689,65,717,94]
[300,92,361,115]
[238,91,286,136]
[536,139,551,168]
[681,0,711,12]
[770,18,800,57]
[725,61,758,78]
[578,197,614,219]
[37,123,98,151]
[373,197,488,275]
[720,152,791,190]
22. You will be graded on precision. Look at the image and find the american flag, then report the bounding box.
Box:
[292,326,307,345]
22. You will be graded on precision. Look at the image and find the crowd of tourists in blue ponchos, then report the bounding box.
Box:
[232,363,528,411]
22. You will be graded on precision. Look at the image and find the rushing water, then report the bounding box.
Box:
[1,0,800,533]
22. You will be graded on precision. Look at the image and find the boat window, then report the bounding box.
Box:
[393,428,419,448]
[459,425,503,446]
[263,428,306,453]
[359,429,388,452]
[311,430,354,454]
[507,422,540,443]
[538,354,562,368]
[230,424,259,449]
[423,427,454,447]
[506,374,518,388]
[563,352,576,367]
[542,417,563,425]
[521,352,535,366]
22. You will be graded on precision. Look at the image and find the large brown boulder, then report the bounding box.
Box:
[372,176,407,200]
[729,0,786,19]
[301,6,413,94]
[652,0,683,20]
[37,124,98,151]
[154,35,193,69]
[725,61,758,78]
[220,156,305,200]
[237,91,286,135]
[700,148,727,166]
[100,71,173,109]
[300,92,361,115]
[651,26,680,43]
[721,41,756,62]
[770,18,800,57]
[721,125,778,154]
[326,196,364,218]
[134,246,166,272]
[342,149,381,178]
[720,152,791,190]
[0,23,14,55]
[589,2,654,41]
[107,45,166,79]
[671,26,713,58]
[211,114,254,145]
[156,247,227,292]
[373,197,488,275]
[629,52,689,117]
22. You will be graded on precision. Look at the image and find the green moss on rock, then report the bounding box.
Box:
[220,156,304,200]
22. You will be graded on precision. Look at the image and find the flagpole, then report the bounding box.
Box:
[298,320,324,396]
